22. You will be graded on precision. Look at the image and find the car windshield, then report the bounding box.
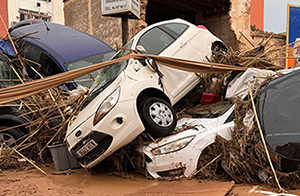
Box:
[65,50,116,88]
[90,39,134,91]
[80,39,134,109]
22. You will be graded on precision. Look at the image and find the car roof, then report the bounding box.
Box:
[10,22,115,65]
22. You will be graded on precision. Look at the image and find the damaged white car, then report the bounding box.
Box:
[66,18,225,168]
[143,102,234,178]
[142,68,280,179]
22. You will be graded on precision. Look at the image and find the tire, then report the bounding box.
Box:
[0,126,23,148]
[140,97,177,138]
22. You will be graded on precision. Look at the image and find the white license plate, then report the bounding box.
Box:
[76,139,98,158]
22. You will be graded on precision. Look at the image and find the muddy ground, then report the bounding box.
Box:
[1,164,300,196]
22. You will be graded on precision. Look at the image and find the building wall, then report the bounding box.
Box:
[250,0,264,30]
[196,13,238,50]
[64,0,254,50]
[0,0,9,38]
[230,0,252,50]
[7,0,64,30]
[64,0,146,49]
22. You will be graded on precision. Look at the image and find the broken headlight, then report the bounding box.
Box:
[151,135,195,155]
[93,87,120,126]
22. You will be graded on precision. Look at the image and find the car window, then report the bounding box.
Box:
[0,59,21,87]
[159,23,189,39]
[137,27,175,55]
[22,44,63,77]
[66,50,116,88]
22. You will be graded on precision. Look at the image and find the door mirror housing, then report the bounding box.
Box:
[136,45,146,53]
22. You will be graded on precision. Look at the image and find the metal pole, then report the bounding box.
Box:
[121,15,128,46]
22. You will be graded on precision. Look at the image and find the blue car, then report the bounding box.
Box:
[0,21,116,148]
[5,21,116,89]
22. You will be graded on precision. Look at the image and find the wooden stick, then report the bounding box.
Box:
[12,147,47,176]
[247,81,283,192]
[239,31,255,48]
[194,154,222,175]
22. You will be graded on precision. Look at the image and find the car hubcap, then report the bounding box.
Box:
[149,102,173,127]
[0,133,17,147]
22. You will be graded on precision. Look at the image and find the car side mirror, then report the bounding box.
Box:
[136,45,146,53]
[145,57,158,72]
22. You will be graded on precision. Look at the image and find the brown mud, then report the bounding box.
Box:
[1,164,300,196]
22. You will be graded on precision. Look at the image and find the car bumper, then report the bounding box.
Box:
[67,98,144,168]
[143,137,215,179]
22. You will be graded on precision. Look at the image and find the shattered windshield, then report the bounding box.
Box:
[81,40,134,109]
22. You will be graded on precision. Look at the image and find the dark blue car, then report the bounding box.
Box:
[0,21,116,148]
[5,21,116,89]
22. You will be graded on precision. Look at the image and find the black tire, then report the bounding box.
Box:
[140,97,177,138]
[0,126,23,148]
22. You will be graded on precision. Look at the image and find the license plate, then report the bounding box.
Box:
[76,139,98,158]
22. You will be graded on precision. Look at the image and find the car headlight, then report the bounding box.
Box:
[93,87,120,126]
[151,135,195,155]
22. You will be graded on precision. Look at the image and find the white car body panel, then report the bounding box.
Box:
[66,18,223,168]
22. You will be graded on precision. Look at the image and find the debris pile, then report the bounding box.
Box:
[1,29,300,191]
[0,38,87,169]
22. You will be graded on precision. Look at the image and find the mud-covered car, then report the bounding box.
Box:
[66,18,227,168]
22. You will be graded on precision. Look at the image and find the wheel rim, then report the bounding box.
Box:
[149,102,173,127]
[0,132,17,147]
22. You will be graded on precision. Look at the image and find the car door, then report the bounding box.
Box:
[136,23,200,101]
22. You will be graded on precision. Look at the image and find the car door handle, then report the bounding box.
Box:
[180,41,187,48]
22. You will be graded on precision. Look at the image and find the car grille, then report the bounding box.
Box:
[71,131,113,165]
[157,167,185,178]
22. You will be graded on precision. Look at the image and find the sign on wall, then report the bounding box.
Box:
[101,0,140,19]
[286,4,300,68]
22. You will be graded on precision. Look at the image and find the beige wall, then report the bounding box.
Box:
[230,0,252,50]
[8,0,64,26]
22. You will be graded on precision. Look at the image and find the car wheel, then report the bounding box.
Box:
[141,97,177,138]
[0,126,23,148]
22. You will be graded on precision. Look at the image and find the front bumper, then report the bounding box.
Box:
[143,142,203,178]
[67,98,144,168]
